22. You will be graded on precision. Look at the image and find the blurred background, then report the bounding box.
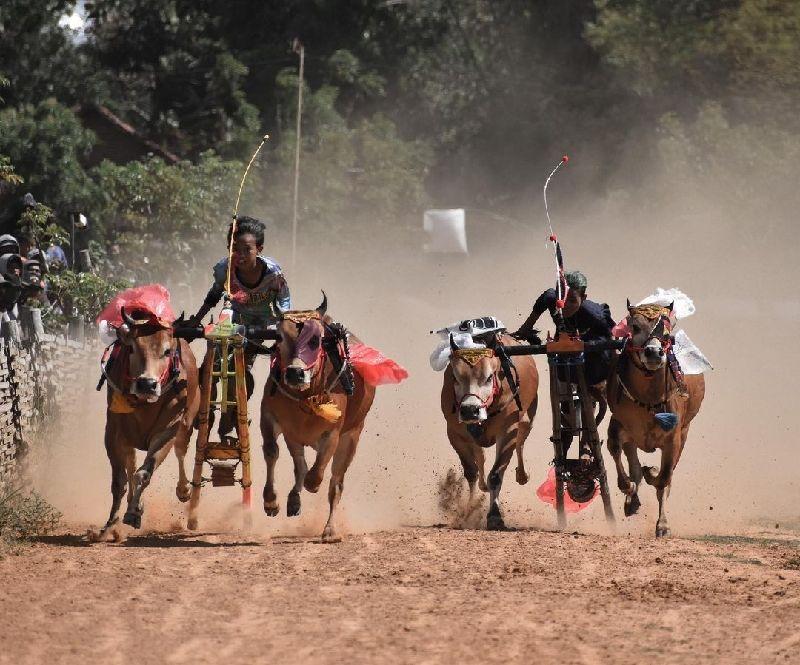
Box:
[2,1,797,533]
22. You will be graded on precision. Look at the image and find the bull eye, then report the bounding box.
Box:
[485,376,493,384]
[163,348,172,357]
[309,335,320,349]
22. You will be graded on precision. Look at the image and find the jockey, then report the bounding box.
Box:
[190,215,291,438]
[512,270,615,387]
[191,216,290,327]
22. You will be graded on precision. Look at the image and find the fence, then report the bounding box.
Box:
[0,310,96,484]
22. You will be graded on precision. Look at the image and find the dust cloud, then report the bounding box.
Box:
[25,161,799,540]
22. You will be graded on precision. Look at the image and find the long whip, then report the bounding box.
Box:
[542,155,569,321]
[225,134,270,296]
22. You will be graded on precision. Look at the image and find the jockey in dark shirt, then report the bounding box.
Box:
[512,270,615,386]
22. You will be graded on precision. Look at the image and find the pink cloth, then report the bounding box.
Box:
[535,467,598,513]
[611,318,631,338]
[96,284,175,328]
[348,343,408,386]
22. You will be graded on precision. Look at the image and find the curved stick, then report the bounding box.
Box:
[226,134,270,295]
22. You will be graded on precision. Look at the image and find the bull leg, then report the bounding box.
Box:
[260,413,281,517]
[643,447,676,537]
[455,449,480,498]
[304,430,340,494]
[286,439,307,517]
[486,432,517,530]
[321,427,361,543]
[515,421,532,486]
[607,418,632,493]
[174,424,192,503]
[476,446,487,492]
[447,426,482,497]
[123,425,178,529]
[516,396,537,485]
[623,441,644,516]
[125,448,136,505]
[89,428,130,542]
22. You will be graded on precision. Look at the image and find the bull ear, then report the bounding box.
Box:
[121,306,135,327]
[449,333,458,353]
[316,290,328,317]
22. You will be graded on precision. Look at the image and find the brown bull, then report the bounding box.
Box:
[90,307,199,541]
[607,302,705,537]
[261,294,375,543]
[441,333,539,529]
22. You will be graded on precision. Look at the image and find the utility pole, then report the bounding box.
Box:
[291,38,305,272]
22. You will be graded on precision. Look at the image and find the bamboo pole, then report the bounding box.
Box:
[291,39,305,272]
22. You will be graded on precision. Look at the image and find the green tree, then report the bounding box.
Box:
[0,99,95,213]
[88,152,241,282]
[85,0,259,158]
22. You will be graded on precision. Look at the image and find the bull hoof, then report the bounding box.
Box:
[263,502,279,517]
[86,522,121,543]
[515,467,529,485]
[287,491,301,517]
[655,524,671,538]
[304,471,323,494]
[175,483,191,503]
[321,528,341,544]
[624,493,641,516]
[487,504,506,531]
[122,511,142,529]
[187,516,199,531]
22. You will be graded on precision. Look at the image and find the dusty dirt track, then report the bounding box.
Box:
[1,525,799,664]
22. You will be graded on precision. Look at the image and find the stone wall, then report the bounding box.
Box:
[0,319,96,483]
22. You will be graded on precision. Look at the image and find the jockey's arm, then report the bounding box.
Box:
[190,281,223,324]
[275,274,291,311]
[512,289,553,340]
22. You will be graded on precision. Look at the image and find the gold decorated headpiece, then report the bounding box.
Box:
[284,310,322,324]
[452,348,494,366]
[629,304,670,321]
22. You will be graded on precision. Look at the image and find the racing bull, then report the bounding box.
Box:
[442,333,539,529]
[607,302,705,537]
[261,293,375,543]
[89,307,199,541]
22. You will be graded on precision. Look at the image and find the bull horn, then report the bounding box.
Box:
[667,300,674,313]
[316,290,328,317]
[626,298,632,310]
[449,333,459,353]
[121,306,135,327]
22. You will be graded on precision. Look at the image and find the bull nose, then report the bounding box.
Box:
[644,346,663,359]
[135,377,158,393]
[460,404,481,421]
[285,367,305,384]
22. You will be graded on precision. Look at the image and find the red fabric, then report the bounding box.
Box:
[535,467,598,513]
[348,342,408,386]
[96,284,176,328]
[611,318,631,338]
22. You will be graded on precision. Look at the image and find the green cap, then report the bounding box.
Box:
[565,270,587,291]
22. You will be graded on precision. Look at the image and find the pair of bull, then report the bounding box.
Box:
[444,302,705,537]
[93,295,371,543]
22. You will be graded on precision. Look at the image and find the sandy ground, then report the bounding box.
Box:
[1,523,799,665]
